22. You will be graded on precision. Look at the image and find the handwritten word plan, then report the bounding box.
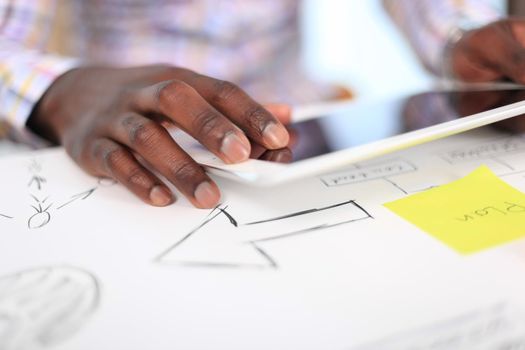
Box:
[384,166,525,254]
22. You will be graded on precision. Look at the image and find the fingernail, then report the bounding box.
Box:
[150,186,173,206]
[220,132,250,163]
[194,182,220,208]
[263,123,289,149]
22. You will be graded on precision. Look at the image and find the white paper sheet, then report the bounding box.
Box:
[2,127,525,349]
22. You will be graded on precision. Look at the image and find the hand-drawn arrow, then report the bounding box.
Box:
[57,188,97,210]
[154,200,373,269]
[155,206,277,269]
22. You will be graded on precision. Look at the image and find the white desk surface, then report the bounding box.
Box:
[1,125,525,350]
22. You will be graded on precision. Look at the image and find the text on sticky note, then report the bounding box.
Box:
[384,166,525,254]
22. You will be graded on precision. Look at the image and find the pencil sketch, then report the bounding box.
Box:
[57,188,97,210]
[319,136,525,196]
[319,159,418,187]
[440,137,525,165]
[0,266,100,350]
[26,159,52,229]
[26,159,42,174]
[25,186,101,229]
[319,158,431,194]
[382,178,438,195]
[27,176,46,191]
[27,195,52,229]
[157,199,373,269]
[440,136,525,174]
[27,159,46,191]
[156,205,278,269]
[0,157,116,230]
[245,199,373,243]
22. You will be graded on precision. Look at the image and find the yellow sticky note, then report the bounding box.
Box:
[384,166,525,254]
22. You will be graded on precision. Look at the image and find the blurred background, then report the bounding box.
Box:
[300,0,507,101]
[0,0,512,156]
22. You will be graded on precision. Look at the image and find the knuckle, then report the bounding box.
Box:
[124,117,163,148]
[171,160,200,182]
[211,80,239,103]
[125,167,151,188]
[243,105,270,133]
[192,110,222,139]
[156,80,191,107]
[102,147,128,171]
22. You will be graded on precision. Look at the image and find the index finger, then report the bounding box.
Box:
[180,73,290,150]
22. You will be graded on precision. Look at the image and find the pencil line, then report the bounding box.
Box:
[251,216,371,243]
[491,157,515,171]
[500,170,525,177]
[154,209,222,262]
[218,206,238,227]
[351,200,374,219]
[243,199,355,226]
[383,178,408,195]
[250,243,278,269]
[159,261,271,270]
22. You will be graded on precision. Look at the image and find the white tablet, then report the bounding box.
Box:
[174,88,525,186]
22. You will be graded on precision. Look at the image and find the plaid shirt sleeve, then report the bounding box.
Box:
[0,0,78,144]
[383,0,503,75]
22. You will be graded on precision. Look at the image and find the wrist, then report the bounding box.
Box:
[26,68,80,144]
[442,20,486,80]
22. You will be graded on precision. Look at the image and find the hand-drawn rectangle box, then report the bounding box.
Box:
[320,159,417,187]
[441,137,525,164]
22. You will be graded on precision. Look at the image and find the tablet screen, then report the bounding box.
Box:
[254,89,525,163]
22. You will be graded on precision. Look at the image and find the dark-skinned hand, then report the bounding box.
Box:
[451,18,525,83]
[27,65,290,208]
[450,18,525,132]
